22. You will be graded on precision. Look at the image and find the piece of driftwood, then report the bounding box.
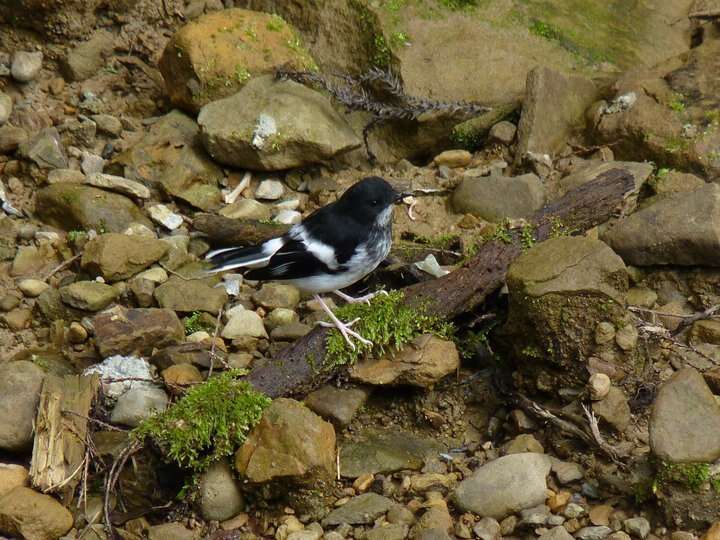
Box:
[193,213,290,246]
[247,168,636,398]
[30,374,100,500]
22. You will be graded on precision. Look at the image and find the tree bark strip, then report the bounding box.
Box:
[193,213,290,246]
[247,168,635,398]
[30,374,100,501]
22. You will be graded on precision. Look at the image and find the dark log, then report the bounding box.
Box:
[247,168,636,398]
[193,213,290,246]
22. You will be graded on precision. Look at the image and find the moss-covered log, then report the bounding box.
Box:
[248,168,636,398]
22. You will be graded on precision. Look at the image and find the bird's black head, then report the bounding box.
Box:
[336,176,403,225]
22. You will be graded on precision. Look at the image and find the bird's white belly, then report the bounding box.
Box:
[285,270,371,294]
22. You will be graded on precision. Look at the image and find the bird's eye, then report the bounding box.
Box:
[372,200,378,206]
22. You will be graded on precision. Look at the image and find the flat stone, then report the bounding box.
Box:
[18,127,67,169]
[91,114,123,137]
[451,173,545,222]
[350,334,459,388]
[93,307,185,357]
[603,184,720,266]
[322,493,394,526]
[59,280,120,311]
[155,276,228,315]
[270,322,312,340]
[17,278,49,297]
[539,526,574,540]
[340,431,444,478]
[0,361,45,452]
[434,150,472,168]
[81,233,168,282]
[85,172,150,199]
[219,199,272,220]
[650,367,720,463]
[304,385,369,427]
[452,453,551,519]
[252,283,300,309]
[575,526,613,540]
[148,204,184,230]
[110,386,169,427]
[0,487,72,540]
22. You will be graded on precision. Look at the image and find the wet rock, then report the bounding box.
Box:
[516,67,597,161]
[0,486,72,540]
[255,179,285,200]
[159,9,316,112]
[592,386,631,432]
[304,385,369,427]
[114,110,223,211]
[322,493,394,526]
[340,431,443,478]
[603,184,720,266]
[36,184,152,232]
[434,150,471,168]
[81,233,168,282]
[93,307,184,357]
[59,280,120,311]
[222,309,268,339]
[0,361,44,452]
[452,453,551,519]
[0,125,28,153]
[576,527,613,540]
[500,236,628,388]
[650,368,720,463]
[235,398,335,483]
[18,127,67,169]
[85,172,150,199]
[110,386,169,427]
[0,92,11,125]
[11,51,42,82]
[350,335,459,388]
[199,459,244,522]
[253,283,300,310]
[219,199,272,220]
[451,173,545,222]
[623,518,650,539]
[62,29,114,81]
[17,278,49,297]
[0,464,28,497]
[199,75,360,171]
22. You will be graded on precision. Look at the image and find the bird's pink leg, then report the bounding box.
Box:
[314,294,372,350]
[334,289,389,305]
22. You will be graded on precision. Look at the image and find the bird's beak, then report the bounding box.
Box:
[395,191,411,203]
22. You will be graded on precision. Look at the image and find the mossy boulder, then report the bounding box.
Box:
[499,236,630,391]
[113,110,224,211]
[159,8,316,113]
[35,184,152,232]
[198,75,360,171]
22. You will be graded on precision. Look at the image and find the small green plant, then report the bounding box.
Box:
[184,311,214,335]
[491,219,513,244]
[67,230,85,243]
[440,0,478,9]
[655,462,713,492]
[520,223,536,252]
[669,94,686,113]
[390,31,411,46]
[372,34,392,67]
[266,14,285,31]
[529,19,562,41]
[325,290,454,367]
[384,0,406,11]
[450,122,484,150]
[133,370,271,473]
[234,65,251,83]
[549,217,574,239]
[245,27,257,40]
[286,35,304,54]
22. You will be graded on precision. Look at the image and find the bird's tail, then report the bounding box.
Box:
[204,245,270,274]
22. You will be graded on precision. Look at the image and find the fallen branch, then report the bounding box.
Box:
[247,168,636,398]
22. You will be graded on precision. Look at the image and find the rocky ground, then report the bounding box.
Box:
[1,1,720,540]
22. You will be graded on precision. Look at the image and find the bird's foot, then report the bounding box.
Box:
[334,289,389,305]
[314,295,373,350]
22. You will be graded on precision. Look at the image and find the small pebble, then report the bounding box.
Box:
[68,321,88,344]
[255,179,285,200]
[589,373,611,400]
[0,92,12,125]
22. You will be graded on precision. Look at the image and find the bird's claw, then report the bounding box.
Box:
[316,317,371,350]
[337,290,389,305]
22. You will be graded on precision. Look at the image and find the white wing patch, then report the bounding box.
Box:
[294,225,339,270]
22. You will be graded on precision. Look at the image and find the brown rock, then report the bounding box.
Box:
[0,464,29,497]
[589,505,614,526]
[81,233,168,282]
[592,386,631,432]
[0,486,73,540]
[161,364,203,391]
[350,335,459,388]
[235,398,335,483]
[304,385,369,427]
[93,306,184,358]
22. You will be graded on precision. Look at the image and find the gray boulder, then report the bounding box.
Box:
[451,173,545,221]
[0,361,45,452]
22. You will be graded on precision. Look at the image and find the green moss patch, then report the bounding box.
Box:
[133,370,271,473]
[325,290,454,367]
